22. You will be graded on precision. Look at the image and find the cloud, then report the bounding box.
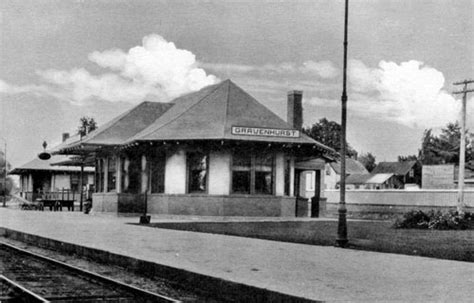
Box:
[201,60,339,79]
[301,60,339,79]
[348,60,463,128]
[1,34,219,103]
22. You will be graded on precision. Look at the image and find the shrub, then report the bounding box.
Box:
[394,210,473,230]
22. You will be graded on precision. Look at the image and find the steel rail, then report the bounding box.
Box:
[0,241,181,303]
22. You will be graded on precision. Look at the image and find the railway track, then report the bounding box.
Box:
[0,241,181,302]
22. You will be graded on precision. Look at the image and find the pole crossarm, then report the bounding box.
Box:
[453,79,474,86]
[453,89,474,95]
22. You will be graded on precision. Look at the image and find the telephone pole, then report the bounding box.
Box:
[453,79,474,214]
[336,0,349,247]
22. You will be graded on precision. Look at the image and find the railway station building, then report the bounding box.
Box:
[55,80,335,217]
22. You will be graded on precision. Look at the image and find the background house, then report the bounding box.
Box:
[344,173,403,190]
[371,161,421,189]
[324,158,368,190]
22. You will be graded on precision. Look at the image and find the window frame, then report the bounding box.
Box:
[107,156,117,192]
[231,151,275,195]
[186,151,209,194]
[149,151,166,194]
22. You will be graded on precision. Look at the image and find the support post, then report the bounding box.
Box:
[79,163,84,212]
[140,154,150,224]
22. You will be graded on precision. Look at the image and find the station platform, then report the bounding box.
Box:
[0,208,473,302]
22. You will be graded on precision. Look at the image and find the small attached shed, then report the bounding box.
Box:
[9,155,94,201]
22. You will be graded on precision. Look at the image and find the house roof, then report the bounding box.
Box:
[345,173,394,185]
[57,80,335,154]
[371,161,417,175]
[9,155,94,175]
[329,158,368,175]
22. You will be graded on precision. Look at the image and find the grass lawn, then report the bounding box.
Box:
[142,220,474,262]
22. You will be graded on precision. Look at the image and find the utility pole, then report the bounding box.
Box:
[453,79,474,214]
[336,0,349,247]
[2,140,6,207]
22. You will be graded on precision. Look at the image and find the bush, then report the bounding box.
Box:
[394,210,473,230]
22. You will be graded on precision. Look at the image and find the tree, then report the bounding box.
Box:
[77,116,98,138]
[0,150,13,198]
[419,122,473,165]
[359,152,376,172]
[303,118,357,158]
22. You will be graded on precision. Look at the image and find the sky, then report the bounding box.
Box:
[1,0,473,167]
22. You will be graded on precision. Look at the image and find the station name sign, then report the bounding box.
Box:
[231,126,300,138]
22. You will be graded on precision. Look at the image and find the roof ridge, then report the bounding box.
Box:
[131,81,226,142]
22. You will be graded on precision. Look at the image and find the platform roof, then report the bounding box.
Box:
[9,155,94,175]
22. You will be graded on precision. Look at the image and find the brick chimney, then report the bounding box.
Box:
[287,90,303,130]
[62,132,70,142]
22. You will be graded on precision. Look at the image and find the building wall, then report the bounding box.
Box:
[164,148,186,194]
[91,192,296,217]
[52,174,70,190]
[325,189,474,218]
[324,165,339,190]
[275,152,285,196]
[422,165,455,189]
[208,151,230,195]
[148,194,296,217]
[92,193,119,213]
[92,147,308,217]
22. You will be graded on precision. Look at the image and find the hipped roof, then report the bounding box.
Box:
[58,80,334,153]
[75,102,174,146]
[9,155,94,175]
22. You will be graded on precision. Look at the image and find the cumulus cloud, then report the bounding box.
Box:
[201,60,339,79]
[348,59,463,128]
[2,34,219,103]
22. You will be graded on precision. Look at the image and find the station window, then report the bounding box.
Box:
[255,153,273,194]
[232,153,251,194]
[107,157,116,192]
[284,156,291,196]
[187,152,208,193]
[126,155,142,194]
[149,152,165,193]
[231,152,274,195]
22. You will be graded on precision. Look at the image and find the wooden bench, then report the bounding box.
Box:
[38,199,75,211]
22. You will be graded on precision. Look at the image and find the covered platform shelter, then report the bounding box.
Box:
[53,80,335,217]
